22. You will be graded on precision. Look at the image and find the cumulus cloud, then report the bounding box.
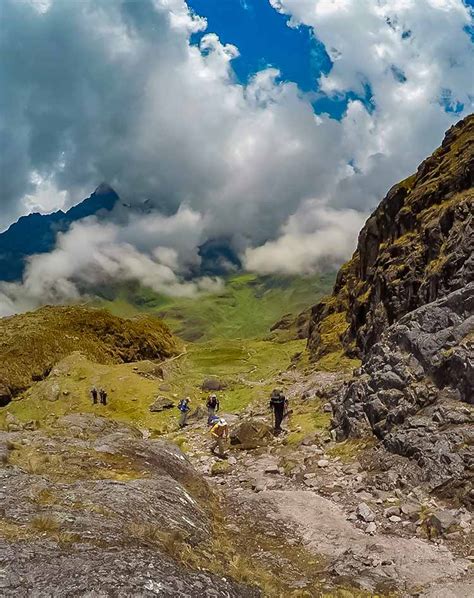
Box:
[0,0,473,312]
[244,204,366,274]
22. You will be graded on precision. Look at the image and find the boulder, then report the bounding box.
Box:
[357,503,376,523]
[230,419,273,449]
[201,378,227,392]
[426,510,458,537]
[149,396,174,412]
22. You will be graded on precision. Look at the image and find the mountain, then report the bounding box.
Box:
[308,114,473,505]
[0,183,118,281]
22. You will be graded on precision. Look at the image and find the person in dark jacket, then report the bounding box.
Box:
[269,389,288,434]
[206,393,220,424]
[99,388,108,406]
[90,386,98,405]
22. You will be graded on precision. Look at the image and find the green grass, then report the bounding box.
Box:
[1,337,306,434]
[98,272,335,342]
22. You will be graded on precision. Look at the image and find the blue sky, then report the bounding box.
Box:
[188,0,472,119]
[188,0,361,118]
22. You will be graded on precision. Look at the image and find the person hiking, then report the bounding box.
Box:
[206,393,220,424]
[209,417,229,458]
[99,388,107,405]
[269,389,288,435]
[90,386,98,405]
[178,397,191,428]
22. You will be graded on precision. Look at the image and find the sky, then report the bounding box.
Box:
[0,0,473,313]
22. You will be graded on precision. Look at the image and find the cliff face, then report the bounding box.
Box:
[308,115,473,505]
[308,114,473,361]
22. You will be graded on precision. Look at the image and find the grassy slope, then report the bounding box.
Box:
[99,272,336,342]
[1,272,344,437]
[2,339,306,434]
[0,305,178,396]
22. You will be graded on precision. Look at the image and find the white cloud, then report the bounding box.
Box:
[0,0,472,310]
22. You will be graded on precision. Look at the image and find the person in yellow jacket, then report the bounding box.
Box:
[209,417,229,458]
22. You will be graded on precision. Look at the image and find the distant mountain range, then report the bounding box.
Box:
[0,184,245,283]
[0,184,118,281]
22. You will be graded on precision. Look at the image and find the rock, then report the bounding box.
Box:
[323,403,332,413]
[210,460,231,476]
[201,378,227,392]
[400,501,420,520]
[0,384,12,407]
[365,522,377,535]
[317,459,330,468]
[149,396,174,412]
[389,516,402,523]
[229,419,273,449]
[264,463,280,474]
[357,503,376,523]
[384,506,401,518]
[227,456,237,465]
[426,510,458,537]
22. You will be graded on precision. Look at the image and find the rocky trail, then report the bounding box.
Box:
[168,367,474,597]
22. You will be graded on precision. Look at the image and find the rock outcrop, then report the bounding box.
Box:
[308,114,473,361]
[0,415,259,596]
[308,115,473,504]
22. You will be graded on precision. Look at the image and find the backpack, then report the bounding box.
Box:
[270,391,285,407]
[178,399,188,412]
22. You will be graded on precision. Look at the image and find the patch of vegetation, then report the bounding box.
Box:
[327,438,376,463]
[285,401,332,446]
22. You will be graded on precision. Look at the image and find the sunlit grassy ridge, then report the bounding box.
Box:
[99,272,336,342]
[0,305,178,396]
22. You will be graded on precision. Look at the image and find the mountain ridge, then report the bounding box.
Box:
[0,184,118,282]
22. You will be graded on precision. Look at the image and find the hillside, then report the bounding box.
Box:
[100,272,335,342]
[308,115,473,506]
[0,184,118,282]
[0,305,178,402]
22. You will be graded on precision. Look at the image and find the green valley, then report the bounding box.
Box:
[98,272,336,342]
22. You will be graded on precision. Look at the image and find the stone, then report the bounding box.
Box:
[389,516,402,523]
[365,522,377,535]
[229,419,273,449]
[357,503,376,523]
[384,506,401,518]
[426,510,458,537]
[317,459,330,468]
[201,378,227,392]
[149,396,174,412]
[400,501,420,520]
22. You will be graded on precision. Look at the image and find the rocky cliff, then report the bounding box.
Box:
[308,115,473,505]
[308,114,473,361]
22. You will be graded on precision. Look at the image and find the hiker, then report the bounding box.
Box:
[99,388,108,405]
[178,397,191,428]
[209,417,229,458]
[206,393,220,424]
[90,386,98,405]
[269,389,288,434]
